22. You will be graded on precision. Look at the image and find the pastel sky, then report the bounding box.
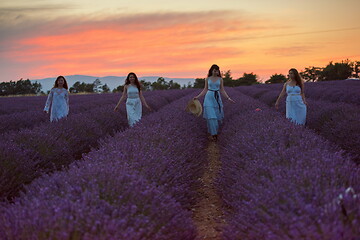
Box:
[1,0,359,82]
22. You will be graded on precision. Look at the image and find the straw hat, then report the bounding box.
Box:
[186,99,203,117]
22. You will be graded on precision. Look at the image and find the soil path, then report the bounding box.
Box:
[192,140,225,240]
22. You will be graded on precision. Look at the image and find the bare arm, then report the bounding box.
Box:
[65,90,69,113]
[139,91,152,110]
[114,86,127,111]
[300,81,307,105]
[194,78,208,99]
[275,82,287,109]
[220,78,235,103]
[44,89,53,113]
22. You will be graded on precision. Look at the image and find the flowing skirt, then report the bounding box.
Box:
[126,98,142,127]
[50,100,68,122]
[203,91,224,135]
[286,100,307,125]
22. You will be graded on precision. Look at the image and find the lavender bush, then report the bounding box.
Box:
[0,89,195,201]
[233,85,360,163]
[0,91,156,134]
[216,93,360,239]
[0,93,208,239]
[0,165,196,240]
[237,80,360,105]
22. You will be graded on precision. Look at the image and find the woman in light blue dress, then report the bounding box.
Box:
[44,76,69,122]
[194,64,235,141]
[114,72,152,127]
[275,68,307,125]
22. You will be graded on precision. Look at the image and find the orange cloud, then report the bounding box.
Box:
[3,11,266,79]
[1,10,359,81]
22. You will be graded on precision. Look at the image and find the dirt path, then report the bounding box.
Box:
[192,140,225,240]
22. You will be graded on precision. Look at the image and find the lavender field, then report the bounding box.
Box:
[0,80,359,239]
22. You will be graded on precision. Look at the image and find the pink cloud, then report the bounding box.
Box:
[2,11,272,80]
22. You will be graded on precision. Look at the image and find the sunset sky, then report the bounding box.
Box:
[1,0,359,82]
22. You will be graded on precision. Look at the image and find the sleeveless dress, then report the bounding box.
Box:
[286,84,307,125]
[44,88,69,122]
[203,78,224,135]
[126,85,142,127]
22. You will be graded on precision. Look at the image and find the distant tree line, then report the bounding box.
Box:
[265,59,359,84]
[113,77,191,92]
[193,70,260,88]
[2,59,358,95]
[0,79,42,96]
[69,79,110,93]
[71,77,188,93]
[299,59,359,82]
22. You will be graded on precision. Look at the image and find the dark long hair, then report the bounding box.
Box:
[289,68,303,92]
[207,64,222,77]
[125,72,141,92]
[54,76,68,89]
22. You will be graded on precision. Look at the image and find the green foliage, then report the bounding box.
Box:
[223,70,259,86]
[112,85,124,93]
[102,84,110,93]
[151,77,168,90]
[93,79,102,93]
[222,70,236,87]
[265,74,287,84]
[300,67,323,82]
[181,82,193,89]
[281,59,358,82]
[69,81,94,93]
[300,60,357,82]
[140,80,151,91]
[168,80,181,89]
[151,77,181,90]
[194,70,259,88]
[193,78,205,88]
[113,77,182,92]
[0,79,42,96]
[319,60,353,81]
[353,61,360,78]
[70,79,111,93]
[236,72,259,86]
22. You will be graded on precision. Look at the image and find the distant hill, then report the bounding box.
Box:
[30,75,195,92]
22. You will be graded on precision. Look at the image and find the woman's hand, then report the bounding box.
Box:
[114,106,119,112]
[275,102,279,110]
[146,105,152,111]
[228,97,235,103]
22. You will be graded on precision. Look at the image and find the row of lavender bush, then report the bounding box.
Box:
[0,93,115,115]
[0,95,49,115]
[235,86,360,163]
[0,91,156,134]
[245,80,360,105]
[0,93,208,239]
[0,89,195,201]
[217,92,360,239]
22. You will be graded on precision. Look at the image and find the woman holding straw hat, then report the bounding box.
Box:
[193,64,235,141]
